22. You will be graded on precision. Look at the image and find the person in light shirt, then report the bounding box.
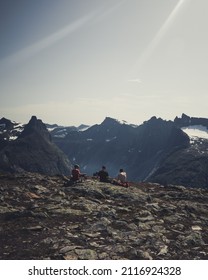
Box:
[117,168,127,183]
[113,168,129,187]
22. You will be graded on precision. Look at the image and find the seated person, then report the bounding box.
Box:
[71,164,86,182]
[117,168,127,182]
[113,168,129,187]
[97,166,111,183]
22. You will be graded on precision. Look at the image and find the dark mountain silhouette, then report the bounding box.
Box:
[174,113,208,128]
[149,140,208,188]
[53,116,189,181]
[0,116,72,175]
[149,114,208,188]
[1,113,208,188]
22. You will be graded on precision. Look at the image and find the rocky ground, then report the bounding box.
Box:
[0,172,208,260]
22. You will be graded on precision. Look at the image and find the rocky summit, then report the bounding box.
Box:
[0,172,208,260]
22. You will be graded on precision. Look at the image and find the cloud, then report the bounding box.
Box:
[127,78,142,83]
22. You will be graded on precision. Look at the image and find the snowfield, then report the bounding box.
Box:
[182,125,208,140]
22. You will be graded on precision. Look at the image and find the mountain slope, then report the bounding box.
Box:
[149,114,208,188]
[0,116,72,175]
[53,116,189,181]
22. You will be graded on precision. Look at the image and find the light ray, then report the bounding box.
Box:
[133,0,188,73]
[0,11,97,69]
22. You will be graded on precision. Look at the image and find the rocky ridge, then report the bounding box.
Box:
[174,113,208,128]
[0,172,208,260]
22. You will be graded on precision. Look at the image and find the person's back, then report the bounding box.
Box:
[113,168,129,187]
[117,170,127,183]
[98,166,109,182]
[71,165,81,181]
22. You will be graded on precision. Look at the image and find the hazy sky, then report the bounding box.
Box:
[0,0,207,126]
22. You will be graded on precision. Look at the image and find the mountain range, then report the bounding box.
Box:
[0,113,208,188]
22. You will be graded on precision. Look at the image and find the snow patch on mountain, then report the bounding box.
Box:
[78,124,90,131]
[116,119,138,127]
[13,123,24,131]
[182,125,208,140]
[105,136,117,142]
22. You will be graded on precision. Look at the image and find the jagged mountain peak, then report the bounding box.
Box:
[20,116,51,142]
[101,117,137,128]
[143,116,172,126]
[77,124,90,131]
[0,117,12,124]
[26,116,46,131]
[174,113,208,129]
[101,117,121,126]
[0,117,16,129]
[141,117,180,138]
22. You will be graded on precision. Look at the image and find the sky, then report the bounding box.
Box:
[0,0,208,126]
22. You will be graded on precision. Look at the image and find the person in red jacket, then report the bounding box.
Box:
[71,164,86,182]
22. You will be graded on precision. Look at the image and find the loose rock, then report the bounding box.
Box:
[0,173,208,259]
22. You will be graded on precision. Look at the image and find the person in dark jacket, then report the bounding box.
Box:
[97,166,111,182]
